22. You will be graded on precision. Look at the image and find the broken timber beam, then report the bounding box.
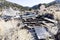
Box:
[44,18,57,23]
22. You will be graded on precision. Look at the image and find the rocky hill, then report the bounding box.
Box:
[0,0,30,11]
[31,1,56,9]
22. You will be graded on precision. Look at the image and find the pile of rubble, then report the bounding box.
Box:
[0,0,60,40]
[0,9,59,40]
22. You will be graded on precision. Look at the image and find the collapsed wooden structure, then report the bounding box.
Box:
[21,13,58,40]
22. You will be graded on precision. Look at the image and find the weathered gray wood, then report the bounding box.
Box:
[44,18,57,23]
